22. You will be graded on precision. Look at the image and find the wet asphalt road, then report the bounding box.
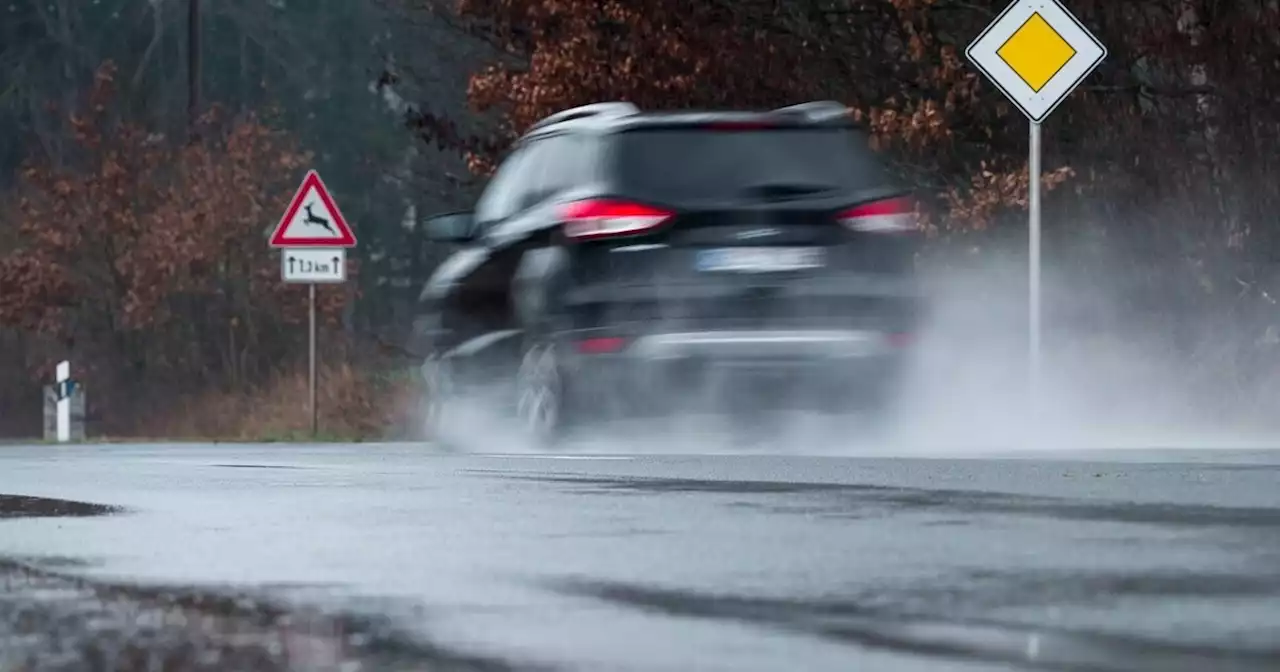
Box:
[1,443,1279,672]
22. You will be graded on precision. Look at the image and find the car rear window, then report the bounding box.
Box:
[606,126,895,204]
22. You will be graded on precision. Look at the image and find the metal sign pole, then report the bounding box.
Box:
[1028,121,1042,420]
[965,0,1106,429]
[270,169,354,441]
[309,283,318,437]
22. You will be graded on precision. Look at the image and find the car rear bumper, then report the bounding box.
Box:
[557,327,911,413]
[625,329,899,361]
[561,327,909,364]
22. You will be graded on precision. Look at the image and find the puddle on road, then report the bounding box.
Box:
[0,492,548,671]
[553,578,1280,672]
[0,493,122,518]
[491,474,1280,529]
[0,561,547,672]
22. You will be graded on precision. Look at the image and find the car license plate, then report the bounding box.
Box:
[696,247,825,273]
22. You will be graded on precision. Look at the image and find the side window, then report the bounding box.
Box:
[567,135,600,185]
[533,136,572,197]
[475,133,598,224]
[524,134,595,204]
[473,145,533,226]
[514,139,555,210]
[560,133,599,185]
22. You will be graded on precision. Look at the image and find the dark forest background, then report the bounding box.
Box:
[1,0,1277,438]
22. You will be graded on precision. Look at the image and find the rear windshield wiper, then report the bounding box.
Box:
[737,182,836,201]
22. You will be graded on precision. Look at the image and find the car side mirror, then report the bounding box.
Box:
[423,211,477,243]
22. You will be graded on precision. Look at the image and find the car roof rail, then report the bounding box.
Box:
[527,101,640,132]
[772,100,853,123]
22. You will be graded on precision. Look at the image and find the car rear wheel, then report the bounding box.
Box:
[515,342,570,447]
[418,354,455,440]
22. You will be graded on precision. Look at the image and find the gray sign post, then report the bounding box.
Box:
[965,0,1106,419]
[269,170,357,437]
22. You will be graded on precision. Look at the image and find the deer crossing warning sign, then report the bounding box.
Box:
[269,170,357,248]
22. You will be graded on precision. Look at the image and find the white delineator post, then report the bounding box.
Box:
[56,360,70,443]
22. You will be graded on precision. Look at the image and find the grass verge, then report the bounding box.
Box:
[134,361,423,443]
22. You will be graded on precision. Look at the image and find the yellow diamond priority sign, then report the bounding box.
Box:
[966,0,1105,123]
[997,14,1076,92]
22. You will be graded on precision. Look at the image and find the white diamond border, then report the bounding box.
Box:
[966,0,1107,123]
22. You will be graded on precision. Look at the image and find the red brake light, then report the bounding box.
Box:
[576,337,628,354]
[838,197,919,234]
[559,199,674,240]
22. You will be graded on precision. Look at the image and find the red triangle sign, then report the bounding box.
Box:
[269,170,357,248]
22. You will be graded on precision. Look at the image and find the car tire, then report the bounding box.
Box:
[418,354,456,441]
[515,341,570,448]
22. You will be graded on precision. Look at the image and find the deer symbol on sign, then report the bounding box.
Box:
[303,202,336,235]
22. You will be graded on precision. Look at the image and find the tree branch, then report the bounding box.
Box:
[130,0,167,91]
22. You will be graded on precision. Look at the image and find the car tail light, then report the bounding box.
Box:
[559,199,674,240]
[577,337,628,354]
[838,197,919,234]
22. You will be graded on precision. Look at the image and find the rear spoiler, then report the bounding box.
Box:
[527,102,639,133]
[772,101,854,124]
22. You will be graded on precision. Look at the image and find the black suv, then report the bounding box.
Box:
[416,100,924,445]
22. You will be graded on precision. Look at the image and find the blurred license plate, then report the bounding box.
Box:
[696,247,825,272]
